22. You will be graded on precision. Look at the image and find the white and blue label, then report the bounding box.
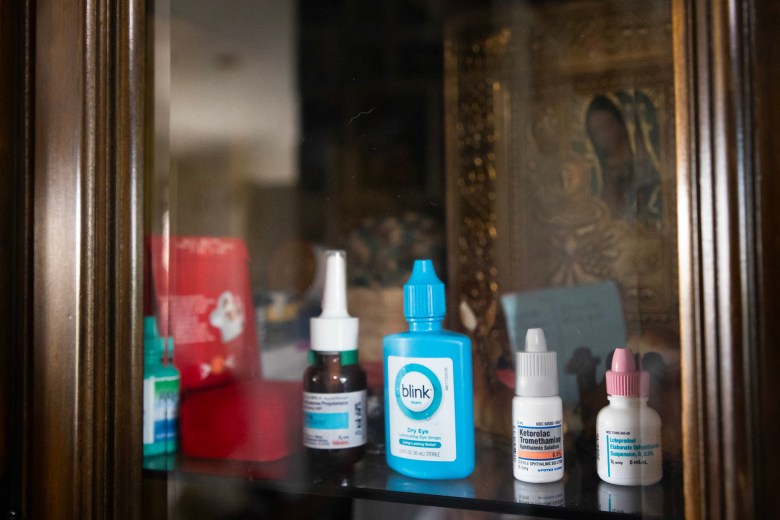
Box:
[388,356,455,462]
[597,427,662,481]
[303,390,366,449]
[143,375,179,445]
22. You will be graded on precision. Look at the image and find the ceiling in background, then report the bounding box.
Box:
[168,0,300,185]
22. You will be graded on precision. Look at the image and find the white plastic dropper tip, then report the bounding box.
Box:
[321,250,350,318]
[525,328,547,353]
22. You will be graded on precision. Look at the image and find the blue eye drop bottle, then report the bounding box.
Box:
[383,259,475,479]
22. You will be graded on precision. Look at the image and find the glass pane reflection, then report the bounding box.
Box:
[145,1,684,518]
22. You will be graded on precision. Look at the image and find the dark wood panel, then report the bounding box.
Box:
[752,0,780,517]
[0,0,32,516]
[30,0,145,518]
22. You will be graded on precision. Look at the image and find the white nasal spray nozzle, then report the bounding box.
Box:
[310,250,359,351]
[515,328,558,397]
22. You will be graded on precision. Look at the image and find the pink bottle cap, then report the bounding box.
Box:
[605,347,649,398]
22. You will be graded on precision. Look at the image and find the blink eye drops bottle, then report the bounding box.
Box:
[383,259,475,479]
[596,347,662,486]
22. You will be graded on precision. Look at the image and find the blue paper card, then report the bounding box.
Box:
[501,281,627,403]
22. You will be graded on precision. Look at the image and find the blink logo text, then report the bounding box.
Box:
[395,363,442,420]
[401,384,432,399]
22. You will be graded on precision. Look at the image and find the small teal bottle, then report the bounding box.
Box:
[143,317,180,457]
[383,259,475,479]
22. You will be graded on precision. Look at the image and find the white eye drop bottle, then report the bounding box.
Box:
[597,347,662,486]
[512,328,564,483]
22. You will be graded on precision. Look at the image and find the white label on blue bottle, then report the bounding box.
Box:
[143,377,155,444]
[388,356,456,462]
[143,376,179,445]
[303,390,367,449]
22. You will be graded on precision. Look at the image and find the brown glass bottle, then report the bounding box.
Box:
[303,350,367,468]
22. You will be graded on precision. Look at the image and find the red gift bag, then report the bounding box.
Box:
[151,236,261,393]
[150,236,302,462]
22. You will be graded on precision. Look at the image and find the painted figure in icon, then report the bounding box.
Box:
[585,92,663,230]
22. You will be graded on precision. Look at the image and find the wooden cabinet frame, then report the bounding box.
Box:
[2,0,145,517]
[1,0,778,518]
[675,0,780,517]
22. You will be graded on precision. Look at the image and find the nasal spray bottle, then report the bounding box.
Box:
[597,347,662,486]
[384,259,475,479]
[303,251,367,466]
[512,328,564,482]
[143,316,180,456]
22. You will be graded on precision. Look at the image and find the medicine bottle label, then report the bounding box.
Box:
[387,356,456,462]
[143,376,180,445]
[513,417,563,477]
[597,427,662,482]
[303,390,367,449]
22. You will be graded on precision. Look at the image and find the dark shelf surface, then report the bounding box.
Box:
[144,434,684,519]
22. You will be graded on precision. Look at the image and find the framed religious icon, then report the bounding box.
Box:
[445,0,681,466]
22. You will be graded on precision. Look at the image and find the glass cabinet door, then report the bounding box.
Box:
[143,1,684,518]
